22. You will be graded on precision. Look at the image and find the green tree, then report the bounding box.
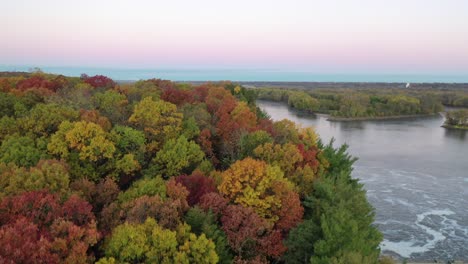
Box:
[336,94,369,118]
[93,90,129,123]
[182,116,200,140]
[128,97,182,152]
[238,130,273,159]
[118,176,167,203]
[306,174,382,264]
[0,92,27,117]
[0,134,45,167]
[318,139,357,181]
[180,103,213,132]
[288,91,320,112]
[0,160,70,199]
[126,80,162,103]
[185,207,233,264]
[284,219,321,264]
[104,221,148,263]
[444,109,468,127]
[0,116,19,142]
[17,103,79,137]
[152,135,205,178]
[387,95,420,115]
[103,217,218,264]
[110,125,146,167]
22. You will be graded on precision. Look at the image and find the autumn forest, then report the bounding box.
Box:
[0,72,387,263]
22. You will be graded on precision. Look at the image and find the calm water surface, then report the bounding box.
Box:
[258,100,468,261]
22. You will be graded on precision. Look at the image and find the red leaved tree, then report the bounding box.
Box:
[161,88,194,106]
[82,74,115,88]
[0,191,99,263]
[221,205,286,261]
[175,171,217,206]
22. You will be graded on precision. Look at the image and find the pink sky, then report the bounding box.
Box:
[1,0,468,74]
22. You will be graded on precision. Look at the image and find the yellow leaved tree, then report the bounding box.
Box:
[218,157,294,222]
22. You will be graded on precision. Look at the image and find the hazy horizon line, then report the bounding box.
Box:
[1,64,467,83]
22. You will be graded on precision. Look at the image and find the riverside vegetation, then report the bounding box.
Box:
[256,86,468,120]
[0,71,397,263]
[443,109,468,130]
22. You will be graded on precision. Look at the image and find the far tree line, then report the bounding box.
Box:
[256,86,468,119]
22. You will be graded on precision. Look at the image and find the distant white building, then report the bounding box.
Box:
[405,83,411,88]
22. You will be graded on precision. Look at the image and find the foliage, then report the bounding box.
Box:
[0,159,70,199]
[129,96,183,152]
[47,120,117,181]
[284,219,321,263]
[70,176,120,214]
[218,158,295,222]
[0,191,100,263]
[0,73,386,263]
[181,116,201,140]
[110,125,146,168]
[253,142,303,176]
[185,207,233,264]
[0,116,19,142]
[0,134,45,167]
[18,103,79,137]
[82,74,115,88]
[288,91,320,112]
[122,195,184,229]
[118,176,166,203]
[221,204,286,261]
[318,139,357,180]
[272,119,300,144]
[152,135,205,178]
[48,121,115,161]
[93,90,129,123]
[257,87,446,118]
[239,130,273,159]
[304,172,381,263]
[180,103,213,131]
[444,109,468,128]
[102,217,218,264]
[79,109,112,131]
[175,171,217,206]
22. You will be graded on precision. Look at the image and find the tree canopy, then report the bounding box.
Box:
[0,72,387,263]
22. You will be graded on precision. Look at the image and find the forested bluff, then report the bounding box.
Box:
[0,71,406,263]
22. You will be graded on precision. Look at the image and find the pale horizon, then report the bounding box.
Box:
[2,0,468,78]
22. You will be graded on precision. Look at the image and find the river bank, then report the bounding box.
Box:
[259,99,442,122]
[441,124,468,130]
[327,113,441,122]
[257,100,468,262]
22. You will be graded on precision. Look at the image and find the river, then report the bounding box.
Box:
[257,100,468,261]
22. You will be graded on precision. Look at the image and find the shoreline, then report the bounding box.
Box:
[258,100,442,122]
[441,124,468,130]
[327,113,441,122]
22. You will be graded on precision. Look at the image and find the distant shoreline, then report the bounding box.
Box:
[257,99,443,122]
[327,113,441,122]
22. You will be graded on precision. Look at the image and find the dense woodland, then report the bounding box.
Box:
[0,71,395,263]
[256,86,468,119]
